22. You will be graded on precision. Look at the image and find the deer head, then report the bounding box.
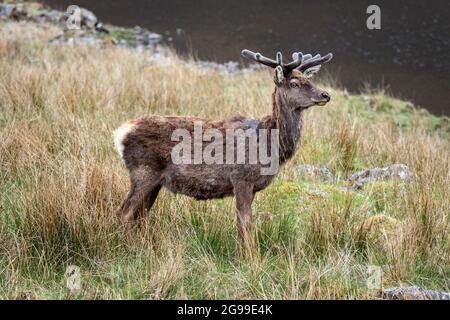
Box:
[241,49,333,109]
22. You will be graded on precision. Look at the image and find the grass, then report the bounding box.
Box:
[0,20,449,299]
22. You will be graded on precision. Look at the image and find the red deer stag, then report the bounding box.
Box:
[114,49,333,249]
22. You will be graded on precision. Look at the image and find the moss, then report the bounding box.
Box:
[107,26,135,42]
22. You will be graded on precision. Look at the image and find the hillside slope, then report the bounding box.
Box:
[0,20,448,299]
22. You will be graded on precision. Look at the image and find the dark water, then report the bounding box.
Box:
[44,0,450,116]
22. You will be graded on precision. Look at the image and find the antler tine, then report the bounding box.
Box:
[284,52,303,73]
[299,53,333,72]
[242,49,332,74]
[241,49,279,68]
[300,54,321,67]
[276,52,283,66]
[302,53,313,61]
[291,52,303,62]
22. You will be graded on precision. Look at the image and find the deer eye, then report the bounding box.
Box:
[289,80,299,88]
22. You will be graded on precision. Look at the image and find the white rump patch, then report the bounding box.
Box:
[113,122,136,159]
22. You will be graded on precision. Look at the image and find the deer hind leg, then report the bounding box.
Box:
[233,181,255,258]
[144,184,161,212]
[118,168,162,224]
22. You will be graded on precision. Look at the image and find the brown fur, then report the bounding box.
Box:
[115,69,330,251]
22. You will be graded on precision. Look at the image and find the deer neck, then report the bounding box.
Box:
[264,87,304,164]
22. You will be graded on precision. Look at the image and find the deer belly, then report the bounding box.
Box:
[162,165,234,200]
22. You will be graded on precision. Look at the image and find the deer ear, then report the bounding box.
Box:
[273,66,284,85]
[303,65,321,78]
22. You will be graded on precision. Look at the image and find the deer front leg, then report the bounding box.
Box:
[233,181,255,258]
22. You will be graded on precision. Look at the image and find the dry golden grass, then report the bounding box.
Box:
[0,21,449,299]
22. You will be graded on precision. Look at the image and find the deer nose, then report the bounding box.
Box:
[321,91,331,101]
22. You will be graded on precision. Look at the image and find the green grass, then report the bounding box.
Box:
[0,20,448,299]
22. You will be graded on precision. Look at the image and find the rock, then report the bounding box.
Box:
[247,63,265,71]
[1,3,28,21]
[346,164,414,188]
[0,3,14,17]
[198,61,264,75]
[147,50,173,66]
[221,61,241,73]
[79,34,103,46]
[340,181,365,192]
[351,181,364,190]
[49,30,103,47]
[382,286,450,300]
[296,164,334,182]
[147,32,162,42]
[79,8,98,30]
[0,2,162,50]
[35,9,63,24]
[132,26,162,47]
[198,61,241,74]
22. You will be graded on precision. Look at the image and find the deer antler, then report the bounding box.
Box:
[242,49,332,75]
[241,49,303,74]
[295,52,333,72]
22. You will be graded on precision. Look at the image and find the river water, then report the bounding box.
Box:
[43,0,450,116]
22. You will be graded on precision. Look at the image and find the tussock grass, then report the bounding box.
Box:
[0,21,449,299]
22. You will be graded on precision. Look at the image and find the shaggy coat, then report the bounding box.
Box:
[114,67,331,249]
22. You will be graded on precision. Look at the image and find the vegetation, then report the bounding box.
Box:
[0,21,448,299]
